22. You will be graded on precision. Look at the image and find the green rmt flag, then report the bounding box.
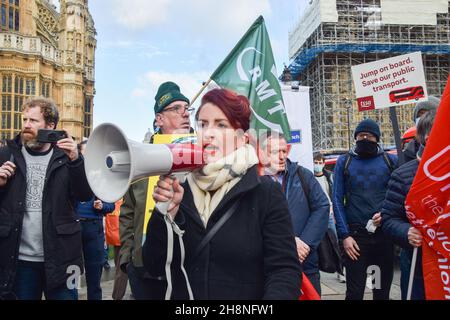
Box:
[210,15,291,139]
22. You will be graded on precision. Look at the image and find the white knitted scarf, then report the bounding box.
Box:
[187,144,259,227]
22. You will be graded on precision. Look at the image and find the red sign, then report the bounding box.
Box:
[357,96,375,111]
[405,78,450,300]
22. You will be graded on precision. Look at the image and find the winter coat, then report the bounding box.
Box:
[381,159,423,278]
[403,139,419,164]
[0,136,92,295]
[142,165,302,300]
[282,160,330,274]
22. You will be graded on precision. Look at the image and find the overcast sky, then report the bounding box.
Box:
[53,0,310,141]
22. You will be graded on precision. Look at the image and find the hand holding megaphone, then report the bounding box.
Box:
[153,174,185,220]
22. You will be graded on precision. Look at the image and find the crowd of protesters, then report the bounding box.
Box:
[0,81,442,300]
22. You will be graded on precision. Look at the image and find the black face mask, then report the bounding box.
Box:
[355,140,378,158]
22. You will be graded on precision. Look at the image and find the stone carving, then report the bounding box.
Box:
[67,32,74,51]
[4,35,12,47]
[37,3,58,36]
[67,5,84,30]
[16,36,23,50]
[30,39,37,51]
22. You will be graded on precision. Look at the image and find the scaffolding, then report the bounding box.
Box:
[287,0,450,152]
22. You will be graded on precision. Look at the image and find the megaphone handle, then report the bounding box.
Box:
[155,172,188,216]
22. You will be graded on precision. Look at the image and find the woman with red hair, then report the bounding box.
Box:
[143,88,301,300]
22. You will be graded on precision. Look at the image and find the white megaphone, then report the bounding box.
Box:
[84,123,204,203]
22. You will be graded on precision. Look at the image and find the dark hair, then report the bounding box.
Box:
[195,88,251,131]
[416,110,436,145]
[22,97,59,129]
[313,152,324,161]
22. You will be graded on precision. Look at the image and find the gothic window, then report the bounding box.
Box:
[84,96,92,113]
[41,81,50,97]
[2,75,12,113]
[1,6,5,28]
[14,75,24,112]
[2,75,12,93]
[2,95,12,111]
[84,96,92,137]
[1,74,35,137]
[14,113,20,130]
[1,0,19,31]
[1,113,10,128]
[26,79,35,95]
[8,7,12,29]
[14,5,18,30]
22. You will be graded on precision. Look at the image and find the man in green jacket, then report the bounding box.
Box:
[119,82,194,300]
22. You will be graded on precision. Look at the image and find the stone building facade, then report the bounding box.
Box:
[0,0,96,142]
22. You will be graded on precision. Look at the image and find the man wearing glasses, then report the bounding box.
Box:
[119,82,193,299]
[332,119,397,300]
[152,82,195,138]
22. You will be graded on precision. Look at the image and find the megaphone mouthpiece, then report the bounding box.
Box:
[106,151,131,172]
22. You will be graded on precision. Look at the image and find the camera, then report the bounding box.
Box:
[37,129,67,143]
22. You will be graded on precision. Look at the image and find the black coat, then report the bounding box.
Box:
[381,159,422,276]
[0,136,93,295]
[142,166,302,300]
[403,140,419,164]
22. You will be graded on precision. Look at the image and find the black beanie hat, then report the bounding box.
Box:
[154,81,190,115]
[354,118,381,142]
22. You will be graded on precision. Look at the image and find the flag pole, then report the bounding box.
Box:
[407,247,418,300]
[190,79,212,106]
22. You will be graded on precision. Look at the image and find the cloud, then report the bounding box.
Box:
[132,71,210,105]
[110,0,271,41]
[98,41,169,59]
[111,0,171,29]
[185,0,272,40]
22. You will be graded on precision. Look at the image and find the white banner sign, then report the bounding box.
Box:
[351,51,428,111]
[281,85,313,172]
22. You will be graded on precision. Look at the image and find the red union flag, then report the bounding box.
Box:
[405,78,450,300]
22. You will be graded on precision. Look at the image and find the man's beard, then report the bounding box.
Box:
[21,132,45,151]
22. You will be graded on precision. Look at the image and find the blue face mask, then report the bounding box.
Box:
[415,117,421,126]
[314,164,324,174]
